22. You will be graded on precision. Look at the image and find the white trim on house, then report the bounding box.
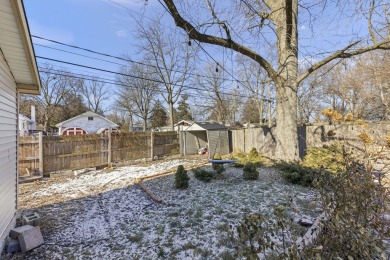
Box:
[56,111,119,135]
[61,127,89,136]
[0,0,41,252]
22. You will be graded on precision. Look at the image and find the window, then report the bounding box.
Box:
[88,117,93,121]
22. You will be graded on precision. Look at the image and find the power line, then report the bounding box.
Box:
[36,57,268,101]
[38,69,240,104]
[32,35,241,82]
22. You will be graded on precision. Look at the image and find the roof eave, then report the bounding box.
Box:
[11,0,41,95]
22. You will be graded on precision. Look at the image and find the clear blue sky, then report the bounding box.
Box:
[24,0,172,112]
[24,0,161,57]
[23,0,373,116]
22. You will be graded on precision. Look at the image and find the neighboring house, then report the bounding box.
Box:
[0,0,41,251]
[56,111,119,135]
[19,105,36,136]
[18,114,34,136]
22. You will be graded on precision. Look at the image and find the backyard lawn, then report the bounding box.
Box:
[3,159,320,259]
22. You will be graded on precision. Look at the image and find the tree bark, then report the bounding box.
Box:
[143,117,147,132]
[273,0,299,161]
[169,100,174,130]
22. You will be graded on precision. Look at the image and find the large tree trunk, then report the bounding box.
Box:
[43,111,49,132]
[169,100,174,130]
[273,0,299,161]
[143,117,147,132]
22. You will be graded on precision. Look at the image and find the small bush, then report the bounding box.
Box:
[232,148,263,167]
[230,205,291,258]
[211,153,225,173]
[212,163,225,174]
[175,165,189,189]
[248,147,259,158]
[300,155,390,259]
[213,153,222,160]
[302,143,346,174]
[193,168,214,183]
[243,162,259,180]
[232,163,244,168]
[276,162,315,186]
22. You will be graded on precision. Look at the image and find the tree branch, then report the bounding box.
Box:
[162,0,279,82]
[297,38,390,84]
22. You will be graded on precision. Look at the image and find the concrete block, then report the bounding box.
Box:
[9,225,34,239]
[6,238,21,253]
[17,226,44,253]
[22,212,41,226]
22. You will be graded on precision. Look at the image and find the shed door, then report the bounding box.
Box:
[207,130,229,157]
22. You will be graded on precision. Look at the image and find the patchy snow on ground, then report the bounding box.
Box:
[4,160,320,260]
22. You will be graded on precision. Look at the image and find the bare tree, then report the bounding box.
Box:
[116,64,158,131]
[113,96,135,132]
[237,56,272,125]
[346,51,390,120]
[136,16,195,130]
[106,106,131,132]
[161,0,390,160]
[196,64,237,123]
[77,78,110,115]
[32,64,72,131]
[297,66,332,125]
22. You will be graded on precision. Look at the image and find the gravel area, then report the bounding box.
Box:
[3,160,320,259]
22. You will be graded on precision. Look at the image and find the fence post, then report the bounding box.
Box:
[38,132,43,175]
[243,129,246,153]
[151,131,154,160]
[108,127,112,167]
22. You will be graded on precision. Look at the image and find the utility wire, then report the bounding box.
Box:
[36,58,265,101]
[32,35,243,82]
[38,69,239,104]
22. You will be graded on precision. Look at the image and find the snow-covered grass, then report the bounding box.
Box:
[4,160,320,260]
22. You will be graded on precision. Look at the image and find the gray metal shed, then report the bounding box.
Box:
[179,121,229,158]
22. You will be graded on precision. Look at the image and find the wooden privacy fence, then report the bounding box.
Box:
[18,131,179,176]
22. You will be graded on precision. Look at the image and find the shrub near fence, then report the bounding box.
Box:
[18,131,179,175]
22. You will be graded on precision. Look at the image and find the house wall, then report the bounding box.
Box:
[0,49,18,251]
[60,116,116,134]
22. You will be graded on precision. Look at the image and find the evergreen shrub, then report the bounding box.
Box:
[243,162,259,180]
[175,165,189,189]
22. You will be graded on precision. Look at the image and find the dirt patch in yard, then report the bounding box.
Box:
[4,160,320,259]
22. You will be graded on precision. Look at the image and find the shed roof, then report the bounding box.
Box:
[55,111,119,128]
[175,120,194,126]
[185,121,226,131]
[0,0,41,94]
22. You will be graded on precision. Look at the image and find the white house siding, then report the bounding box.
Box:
[0,51,18,248]
[60,116,116,134]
